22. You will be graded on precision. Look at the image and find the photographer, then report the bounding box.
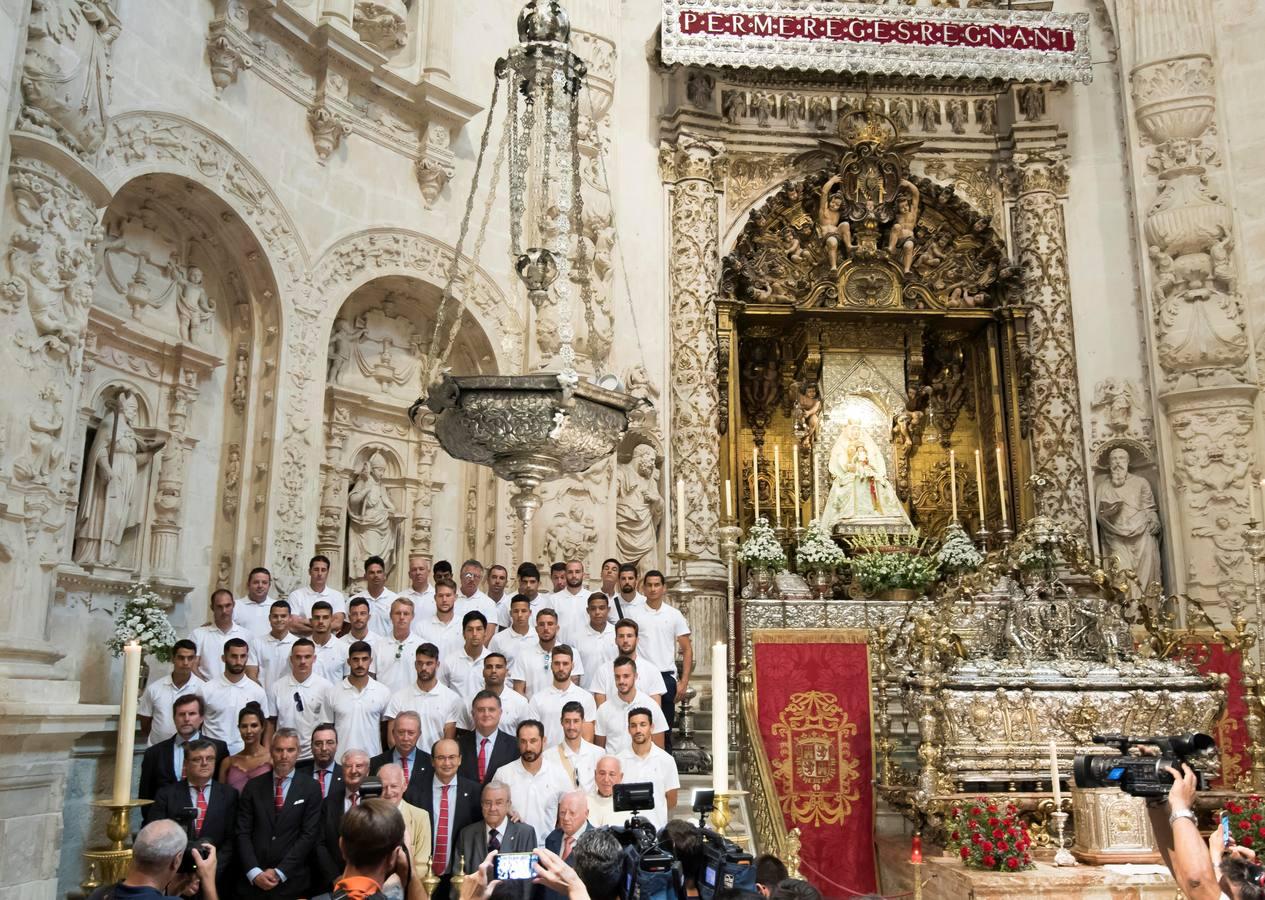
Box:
[1148,762,1265,899]
[311,798,415,900]
[88,820,219,900]
[661,821,704,898]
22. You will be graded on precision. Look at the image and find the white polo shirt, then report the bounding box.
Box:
[190,624,259,682]
[455,683,531,735]
[371,633,424,694]
[311,634,350,683]
[270,672,334,760]
[441,644,489,693]
[617,744,680,829]
[588,659,667,701]
[571,622,617,690]
[414,614,463,655]
[456,590,498,627]
[510,642,585,699]
[527,683,598,748]
[138,674,205,745]
[489,627,536,670]
[627,602,690,673]
[288,584,348,618]
[486,595,513,629]
[596,691,669,757]
[328,676,392,759]
[201,673,269,754]
[553,739,604,792]
[548,590,592,641]
[402,588,436,621]
[385,681,462,751]
[232,598,275,640]
[350,588,399,636]
[610,592,646,621]
[495,756,574,843]
[256,632,299,693]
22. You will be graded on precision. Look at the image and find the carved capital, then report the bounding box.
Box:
[659,134,727,185]
[1007,152,1069,197]
[1130,56,1215,144]
[354,0,409,53]
[207,27,253,98]
[308,99,352,165]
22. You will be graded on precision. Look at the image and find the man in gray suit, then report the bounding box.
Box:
[458,781,537,898]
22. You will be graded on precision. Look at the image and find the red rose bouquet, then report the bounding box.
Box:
[1224,796,1265,849]
[944,797,1036,872]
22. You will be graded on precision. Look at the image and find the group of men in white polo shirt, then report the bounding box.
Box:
[140,552,693,834]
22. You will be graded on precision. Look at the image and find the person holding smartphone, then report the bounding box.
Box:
[457,782,536,899]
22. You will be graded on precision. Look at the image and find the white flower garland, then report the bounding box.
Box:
[108,582,179,662]
[738,516,788,571]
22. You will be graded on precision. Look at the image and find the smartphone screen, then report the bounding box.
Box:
[495,852,538,880]
[1223,815,1235,846]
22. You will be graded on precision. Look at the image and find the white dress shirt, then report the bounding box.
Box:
[572,623,618,691]
[288,584,348,618]
[328,676,392,759]
[595,691,669,757]
[489,627,536,670]
[311,635,350,683]
[232,598,274,640]
[371,633,424,693]
[385,681,462,750]
[527,683,597,748]
[350,588,399,636]
[588,659,667,700]
[495,756,573,842]
[617,744,680,829]
[202,674,269,754]
[270,672,334,759]
[554,739,604,792]
[509,642,585,699]
[190,624,259,681]
[455,684,531,735]
[138,674,205,745]
[256,632,299,693]
[626,602,690,673]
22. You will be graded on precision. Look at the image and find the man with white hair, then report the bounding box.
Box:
[586,755,624,827]
[545,790,594,862]
[87,818,219,900]
[376,763,432,875]
[314,748,370,890]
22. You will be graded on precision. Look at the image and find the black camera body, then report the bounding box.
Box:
[358,777,384,800]
[171,805,213,874]
[697,829,756,900]
[1073,733,1216,799]
[601,782,683,900]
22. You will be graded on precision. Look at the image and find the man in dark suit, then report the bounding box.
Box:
[236,728,323,900]
[457,691,520,785]
[369,710,432,807]
[312,748,371,892]
[417,738,482,900]
[140,694,229,821]
[295,722,343,800]
[458,781,536,899]
[540,791,594,900]
[150,738,238,880]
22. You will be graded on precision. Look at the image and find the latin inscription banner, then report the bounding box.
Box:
[661,0,1093,84]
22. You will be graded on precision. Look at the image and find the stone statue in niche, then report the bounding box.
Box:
[327,316,366,383]
[1095,447,1163,597]
[346,450,401,578]
[1092,379,1136,436]
[821,419,912,532]
[616,443,663,571]
[174,264,216,343]
[792,382,822,451]
[544,501,598,568]
[13,384,65,484]
[1017,86,1045,122]
[74,389,166,567]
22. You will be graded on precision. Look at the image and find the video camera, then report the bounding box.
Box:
[689,790,757,900]
[1073,733,1216,799]
[602,782,681,900]
[170,805,213,874]
[358,777,384,801]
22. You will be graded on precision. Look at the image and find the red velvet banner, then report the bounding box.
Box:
[752,630,876,897]
[1182,642,1249,790]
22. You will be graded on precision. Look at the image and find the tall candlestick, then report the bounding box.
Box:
[773,445,782,527]
[725,478,733,520]
[996,444,1009,527]
[753,447,761,520]
[676,478,687,554]
[812,446,821,521]
[975,448,986,524]
[791,444,801,528]
[949,450,958,521]
[1049,738,1062,809]
[113,641,142,803]
[712,642,729,792]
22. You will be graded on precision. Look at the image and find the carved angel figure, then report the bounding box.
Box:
[817,175,853,269]
[793,382,823,450]
[174,264,216,343]
[887,180,921,273]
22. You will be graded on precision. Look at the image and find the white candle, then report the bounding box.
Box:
[113,641,142,803]
[949,450,958,521]
[792,444,801,528]
[725,478,733,520]
[996,444,1009,527]
[774,446,782,527]
[753,447,761,520]
[1049,738,1062,809]
[812,446,821,521]
[1257,479,1264,523]
[975,448,986,524]
[712,642,729,793]
[676,478,687,554]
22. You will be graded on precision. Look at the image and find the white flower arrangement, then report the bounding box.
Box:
[937,522,984,574]
[848,530,939,595]
[738,517,788,572]
[107,582,178,662]
[796,520,846,571]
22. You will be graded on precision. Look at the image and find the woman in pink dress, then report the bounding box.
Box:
[218,701,271,791]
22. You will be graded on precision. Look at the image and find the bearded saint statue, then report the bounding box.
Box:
[616,443,662,571]
[1095,447,1162,597]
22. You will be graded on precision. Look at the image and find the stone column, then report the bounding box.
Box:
[660,133,727,669]
[422,0,455,81]
[1008,152,1092,534]
[1120,0,1257,608]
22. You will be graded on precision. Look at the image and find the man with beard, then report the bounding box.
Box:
[384,645,461,753]
[1095,446,1163,597]
[328,640,391,759]
[526,647,596,747]
[594,657,667,756]
[345,597,374,645]
[202,638,269,754]
[589,619,665,705]
[485,564,512,633]
[550,560,592,640]
[237,729,322,899]
[308,602,350,684]
[612,563,646,621]
[494,720,572,844]
[615,709,679,830]
[454,652,530,735]
[510,610,584,699]
[269,639,333,761]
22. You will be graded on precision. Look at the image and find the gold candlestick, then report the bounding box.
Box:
[80,798,152,891]
[708,789,749,845]
[421,857,441,899]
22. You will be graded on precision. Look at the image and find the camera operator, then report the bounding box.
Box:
[661,821,704,898]
[311,798,415,900]
[87,820,219,900]
[1148,762,1265,899]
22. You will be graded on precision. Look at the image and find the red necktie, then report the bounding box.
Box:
[563,835,574,860]
[434,785,450,875]
[274,777,285,811]
[318,769,328,798]
[194,786,208,834]
[401,754,410,783]
[348,790,359,808]
[478,738,489,781]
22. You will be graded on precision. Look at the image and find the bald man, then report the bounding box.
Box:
[586,755,624,827]
[415,738,482,899]
[378,763,433,876]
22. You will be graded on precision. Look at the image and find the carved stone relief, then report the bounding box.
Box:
[1090,378,1153,455]
[354,0,409,53]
